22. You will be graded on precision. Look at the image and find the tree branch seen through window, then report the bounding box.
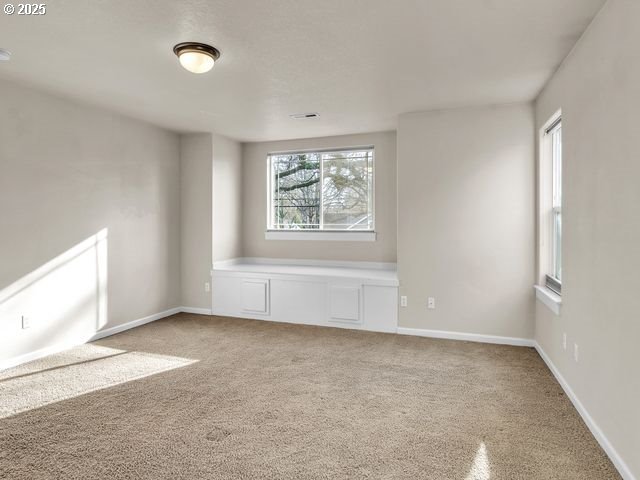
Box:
[268,148,374,231]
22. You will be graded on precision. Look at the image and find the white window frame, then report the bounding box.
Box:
[265,146,376,242]
[536,110,563,313]
[547,117,562,291]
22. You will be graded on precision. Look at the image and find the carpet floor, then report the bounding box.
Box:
[0,313,620,479]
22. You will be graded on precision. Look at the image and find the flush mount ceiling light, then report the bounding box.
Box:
[173,42,220,74]
[0,49,11,61]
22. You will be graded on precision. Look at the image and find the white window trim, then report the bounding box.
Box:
[266,146,376,240]
[534,285,562,316]
[537,110,562,306]
[265,230,376,242]
[549,118,562,284]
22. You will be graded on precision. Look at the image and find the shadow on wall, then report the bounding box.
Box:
[0,229,108,364]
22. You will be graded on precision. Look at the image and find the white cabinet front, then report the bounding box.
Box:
[271,279,325,325]
[328,285,361,323]
[212,262,398,333]
[241,279,270,314]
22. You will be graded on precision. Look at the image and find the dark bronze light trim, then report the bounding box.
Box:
[173,42,221,61]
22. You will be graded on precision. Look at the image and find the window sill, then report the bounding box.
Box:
[265,231,377,242]
[534,285,562,316]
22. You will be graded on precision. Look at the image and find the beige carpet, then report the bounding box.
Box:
[0,313,620,479]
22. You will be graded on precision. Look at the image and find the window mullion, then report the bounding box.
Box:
[319,154,324,230]
[275,157,279,228]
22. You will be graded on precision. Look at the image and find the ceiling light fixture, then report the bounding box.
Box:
[0,49,11,61]
[173,42,220,74]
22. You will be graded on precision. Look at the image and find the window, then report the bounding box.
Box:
[267,147,374,233]
[543,116,562,294]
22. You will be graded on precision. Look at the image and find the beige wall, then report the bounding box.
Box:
[213,133,242,262]
[397,104,535,338]
[241,131,397,263]
[0,80,243,361]
[180,132,243,309]
[180,134,213,309]
[0,79,181,363]
[535,1,639,477]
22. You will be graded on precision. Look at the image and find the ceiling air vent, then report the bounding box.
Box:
[289,112,319,119]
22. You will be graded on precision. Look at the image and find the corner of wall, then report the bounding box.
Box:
[179,133,214,309]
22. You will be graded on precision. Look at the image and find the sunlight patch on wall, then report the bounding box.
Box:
[0,229,108,364]
[0,343,197,419]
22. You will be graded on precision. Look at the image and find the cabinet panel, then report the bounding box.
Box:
[329,286,361,323]
[363,285,397,333]
[271,279,325,325]
[212,276,242,315]
[241,279,269,314]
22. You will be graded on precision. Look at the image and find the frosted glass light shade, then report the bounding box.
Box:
[178,51,215,74]
[173,43,220,74]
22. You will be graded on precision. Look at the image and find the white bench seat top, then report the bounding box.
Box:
[214,259,399,287]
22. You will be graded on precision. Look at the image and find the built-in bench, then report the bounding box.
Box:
[212,258,398,333]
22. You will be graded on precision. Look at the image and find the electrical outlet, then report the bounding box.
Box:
[204,282,211,293]
[400,296,408,307]
[562,333,567,350]
[427,297,436,309]
[574,343,579,363]
[21,316,30,329]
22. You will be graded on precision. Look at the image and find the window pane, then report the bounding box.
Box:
[550,121,562,282]
[552,125,562,208]
[553,209,562,281]
[268,148,374,231]
[321,151,373,230]
[271,153,321,229]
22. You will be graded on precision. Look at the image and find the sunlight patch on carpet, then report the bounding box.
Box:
[0,344,197,419]
[465,442,490,480]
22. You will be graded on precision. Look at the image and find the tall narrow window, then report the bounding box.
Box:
[545,117,562,294]
[268,148,374,231]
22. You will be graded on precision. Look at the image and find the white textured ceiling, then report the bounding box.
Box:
[0,0,605,141]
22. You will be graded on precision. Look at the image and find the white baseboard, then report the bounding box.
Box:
[0,307,182,371]
[0,334,96,371]
[396,327,535,347]
[534,343,635,480]
[180,306,212,315]
[90,307,181,341]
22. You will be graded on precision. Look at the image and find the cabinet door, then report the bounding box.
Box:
[271,279,326,325]
[363,285,398,333]
[328,285,361,323]
[241,279,270,314]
